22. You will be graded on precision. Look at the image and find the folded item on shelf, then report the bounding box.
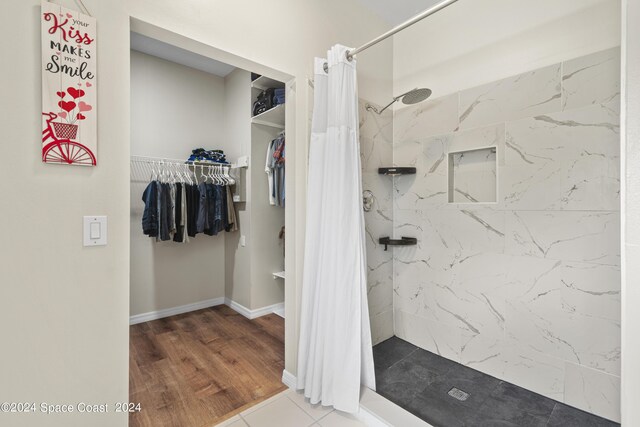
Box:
[253,88,275,116]
[188,148,228,164]
[273,88,285,106]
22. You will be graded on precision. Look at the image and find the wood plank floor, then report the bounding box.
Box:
[129,305,286,427]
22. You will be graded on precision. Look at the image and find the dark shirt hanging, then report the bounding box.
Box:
[213,185,228,234]
[186,184,199,238]
[173,183,184,243]
[204,183,217,236]
[159,183,172,241]
[196,182,209,234]
[141,181,159,237]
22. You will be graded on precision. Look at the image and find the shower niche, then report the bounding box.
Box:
[447,146,497,203]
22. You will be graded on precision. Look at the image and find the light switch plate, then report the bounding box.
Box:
[84,216,107,247]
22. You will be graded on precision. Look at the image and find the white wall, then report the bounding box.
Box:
[393,0,620,100]
[224,68,253,308]
[250,124,285,310]
[0,2,130,426]
[0,1,391,425]
[129,51,227,316]
[621,0,640,425]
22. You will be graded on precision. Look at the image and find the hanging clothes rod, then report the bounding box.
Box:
[130,155,237,168]
[347,0,460,61]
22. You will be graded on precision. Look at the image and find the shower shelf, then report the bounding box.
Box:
[379,236,417,251]
[378,167,416,176]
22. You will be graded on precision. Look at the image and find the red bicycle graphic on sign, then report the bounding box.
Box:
[42,112,96,165]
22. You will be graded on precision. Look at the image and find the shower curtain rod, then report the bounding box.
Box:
[346,0,459,61]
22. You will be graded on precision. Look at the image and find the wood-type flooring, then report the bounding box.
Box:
[129,305,286,427]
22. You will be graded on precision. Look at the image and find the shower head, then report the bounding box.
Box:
[365,87,432,115]
[400,87,432,105]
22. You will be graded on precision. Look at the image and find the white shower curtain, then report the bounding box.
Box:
[296,45,375,413]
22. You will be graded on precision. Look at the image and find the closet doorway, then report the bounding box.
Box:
[127,21,294,427]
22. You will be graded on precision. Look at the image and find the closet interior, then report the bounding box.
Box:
[128,32,287,426]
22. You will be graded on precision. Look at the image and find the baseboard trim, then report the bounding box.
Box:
[129,297,225,325]
[130,298,284,325]
[224,298,284,320]
[281,369,297,389]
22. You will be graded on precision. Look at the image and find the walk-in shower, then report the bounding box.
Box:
[303,0,621,425]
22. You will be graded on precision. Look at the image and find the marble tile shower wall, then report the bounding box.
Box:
[359,99,394,346]
[391,47,621,422]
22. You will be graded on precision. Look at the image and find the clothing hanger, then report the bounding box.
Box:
[184,164,190,184]
[226,166,236,185]
[218,165,226,185]
[212,165,219,185]
[220,165,229,185]
[213,165,222,185]
[216,165,224,185]
[174,163,180,184]
[169,162,175,183]
[175,163,181,183]
[188,164,195,185]
[209,165,218,185]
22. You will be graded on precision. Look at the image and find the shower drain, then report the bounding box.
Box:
[448,387,470,401]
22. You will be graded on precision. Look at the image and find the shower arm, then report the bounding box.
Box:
[365,97,399,115]
[364,89,417,115]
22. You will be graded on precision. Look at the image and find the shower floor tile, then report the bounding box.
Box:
[372,336,418,371]
[373,336,620,427]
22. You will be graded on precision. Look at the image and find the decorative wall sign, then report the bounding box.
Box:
[41,1,97,166]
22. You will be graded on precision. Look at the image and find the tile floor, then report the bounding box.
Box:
[214,389,368,427]
[373,336,620,427]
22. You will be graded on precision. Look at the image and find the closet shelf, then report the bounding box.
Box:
[251,75,285,91]
[272,271,285,279]
[252,104,285,129]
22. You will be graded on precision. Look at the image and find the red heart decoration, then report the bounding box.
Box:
[67,87,85,99]
[55,51,61,55]
[66,13,73,18]
[86,82,92,87]
[76,113,86,120]
[78,101,92,112]
[56,91,65,98]
[57,112,67,119]
[58,100,76,112]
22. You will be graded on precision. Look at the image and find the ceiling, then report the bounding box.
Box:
[356,0,443,26]
[130,32,236,78]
